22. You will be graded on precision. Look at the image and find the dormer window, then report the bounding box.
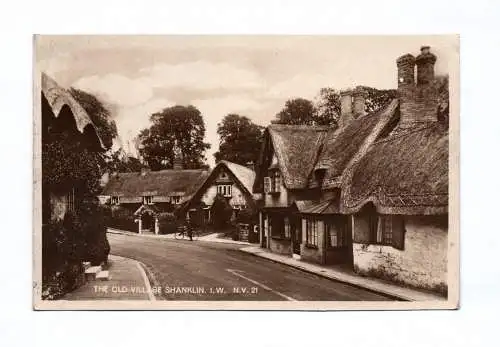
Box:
[314,168,327,186]
[143,196,153,205]
[110,196,120,205]
[170,196,181,204]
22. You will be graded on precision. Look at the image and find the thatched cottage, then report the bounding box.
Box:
[253,88,399,266]
[182,160,259,226]
[101,150,209,234]
[41,72,105,223]
[341,47,449,294]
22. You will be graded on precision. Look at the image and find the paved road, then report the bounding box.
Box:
[108,233,394,301]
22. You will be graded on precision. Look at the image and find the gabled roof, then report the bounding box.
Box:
[219,160,256,196]
[41,72,105,150]
[263,124,330,189]
[184,160,258,211]
[102,169,210,198]
[341,122,448,215]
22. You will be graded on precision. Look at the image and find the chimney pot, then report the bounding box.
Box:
[416,46,437,85]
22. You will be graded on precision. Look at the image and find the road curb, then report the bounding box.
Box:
[238,249,412,301]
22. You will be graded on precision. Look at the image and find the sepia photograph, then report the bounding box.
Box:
[33,35,459,310]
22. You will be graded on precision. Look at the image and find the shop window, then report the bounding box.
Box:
[305,218,319,247]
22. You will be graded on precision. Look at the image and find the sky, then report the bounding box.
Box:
[36,35,457,167]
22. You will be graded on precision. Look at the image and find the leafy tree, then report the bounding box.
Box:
[214,114,264,166]
[358,86,398,113]
[436,75,449,125]
[137,105,210,170]
[106,149,145,173]
[272,98,316,125]
[313,87,341,126]
[69,88,118,150]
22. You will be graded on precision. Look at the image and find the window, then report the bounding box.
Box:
[284,217,291,239]
[217,184,232,197]
[264,170,281,194]
[170,196,181,204]
[326,222,345,248]
[110,196,120,205]
[66,188,76,212]
[271,170,281,193]
[143,196,153,205]
[305,218,319,247]
[362,214,405,249]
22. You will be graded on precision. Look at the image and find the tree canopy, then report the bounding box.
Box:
[69,88,118,150]
[272,98,316,125]
[273,88,398,128]
[214,114,264,166]
[106,148,146,173]
[137,105,210,170]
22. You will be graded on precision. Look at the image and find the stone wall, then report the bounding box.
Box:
[353,215,448,294]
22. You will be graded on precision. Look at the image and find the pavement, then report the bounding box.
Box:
[107,232,395,301]
[240,246,445,302]
[62,255,154,301]
[107,227,252,246]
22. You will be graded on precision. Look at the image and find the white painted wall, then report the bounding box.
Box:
[353,215,448,292]
[200,170,249,208]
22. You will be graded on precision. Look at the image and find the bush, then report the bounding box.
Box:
[106,205,137,232]
[158,212,179,234]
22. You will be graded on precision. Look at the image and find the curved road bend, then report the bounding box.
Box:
[108,233,394,301]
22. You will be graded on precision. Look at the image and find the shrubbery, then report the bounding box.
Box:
[42,202,110,299]
[105,205,137,232]
[158,212,179,234]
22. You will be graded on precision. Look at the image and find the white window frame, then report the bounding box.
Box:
[306,218,319,247]
[217,184,232,197]
[111,196,120,205]
[170,196,181,204]
[143,196,153,205]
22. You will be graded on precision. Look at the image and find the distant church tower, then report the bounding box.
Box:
[172,139,183,170]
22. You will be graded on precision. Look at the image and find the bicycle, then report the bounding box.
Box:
[174,224,199,241]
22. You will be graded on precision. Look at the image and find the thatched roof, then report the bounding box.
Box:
[260,124,330,189]
[102,169,210,198]
[219,160,256,196]
[183,160,258,212]
[341,122,448,215]
[253,100,398,192]
[313,100,399,188]
[41,72,105,149]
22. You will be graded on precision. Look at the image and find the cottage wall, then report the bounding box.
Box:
[264,180,289,207]
[352,215,448,293]
[201,184,249,208]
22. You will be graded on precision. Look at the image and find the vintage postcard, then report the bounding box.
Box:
[33,35,459,310]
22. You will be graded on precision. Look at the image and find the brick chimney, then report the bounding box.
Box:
[352,87,368,118]
[397,47,439,128]
[338,89,353,128]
